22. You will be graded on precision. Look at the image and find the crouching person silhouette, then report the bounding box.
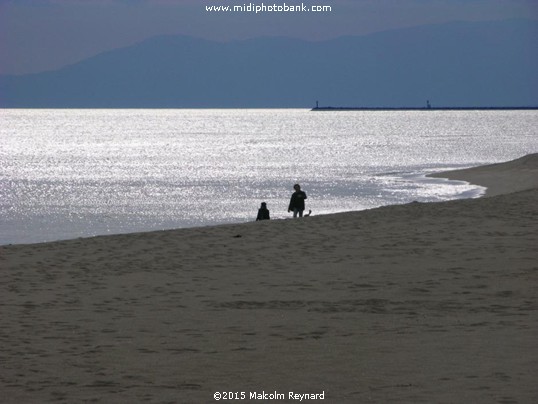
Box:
[256,202,270,221]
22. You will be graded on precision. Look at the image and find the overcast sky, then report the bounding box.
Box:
[1,0,537,74]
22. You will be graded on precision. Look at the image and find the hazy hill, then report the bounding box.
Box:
[1,19,537,108]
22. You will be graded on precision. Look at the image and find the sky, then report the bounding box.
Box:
[0,0,537,75]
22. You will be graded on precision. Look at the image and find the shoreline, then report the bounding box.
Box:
[428,153,538,196]
[4,154,535,247]
[2,155,537,403]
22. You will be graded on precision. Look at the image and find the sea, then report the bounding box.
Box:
[1,109,537,245]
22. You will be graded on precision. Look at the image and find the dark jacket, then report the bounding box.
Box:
[288,191,307,211]
[256,207,270,221]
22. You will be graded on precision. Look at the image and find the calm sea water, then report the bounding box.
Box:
[1,109,537,245]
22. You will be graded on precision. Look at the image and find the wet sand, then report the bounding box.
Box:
[1,154,537,403]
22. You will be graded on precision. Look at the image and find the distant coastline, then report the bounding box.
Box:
[311,106,538,111]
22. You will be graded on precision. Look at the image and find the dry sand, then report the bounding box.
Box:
[1,155,537,403]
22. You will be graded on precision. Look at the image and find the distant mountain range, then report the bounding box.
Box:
[1,19,537,108]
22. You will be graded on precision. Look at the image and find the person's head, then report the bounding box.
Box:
[293,184,301,191]
[261,202,267,208]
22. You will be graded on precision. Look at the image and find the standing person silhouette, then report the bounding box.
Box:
[288,184,307,218]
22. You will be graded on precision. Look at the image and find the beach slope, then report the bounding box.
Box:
[430,153,538,196]
[1,155,537,403]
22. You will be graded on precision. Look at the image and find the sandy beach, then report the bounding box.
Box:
[1,154,537,403]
